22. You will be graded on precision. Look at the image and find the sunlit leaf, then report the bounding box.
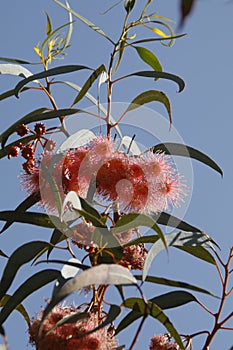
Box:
[119,90,172,124]
[58,129,96,152]
[116,70,185,92]
[0,64,35,79]
[40,264,136,327]
[143,231,216,280]
[135,46,162,72]
[0,270,60,326]
[45,11,52,35]
[53,0,114,44]
[0,108,79,147]
[151,142,223,176]
[14,65,91,97]
[123,298,184,349]
[0,241,51,301]
[71,64,107,106]
[0,295,30,327]
[62,191,81,222]
[135,275,215,296]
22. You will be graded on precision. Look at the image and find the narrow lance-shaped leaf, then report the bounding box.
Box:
[0,192,40,233]
[40,264,137,328]
[47,229,67,260]
[0,64,35,79]
[0,241,51,301]
[115,70,185,92]
[53,0,114,44]
[0,87,29,102]
[143,231,216,281]
[135,275,215,296]
[0,57,32,64]
[134,46,162,72]
[130,33,186,45]
[0,270,60,326]
[72,64,107,107]
[14,65,91,97]
[45,11,52,35]
[112,213,167,251]
[0,295,30,327]
[152,211,201,232]
[119,90,172,124]
[124,0,135,13]
[151,142,223,176]
[0,108,79,147]
[123,298,185,349]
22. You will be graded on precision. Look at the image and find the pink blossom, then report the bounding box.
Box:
[149,334,180,350]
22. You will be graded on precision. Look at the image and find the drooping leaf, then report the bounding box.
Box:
[0,241,51,301]
[150,290,198,309]
[0,108,79,147]
[144,20,176,47]
[115,70,185,92]
[0,57,32,64]
[53,0,114,44]
[119,90,172,124]
[124,0,135,13]
[0,295,30,327]
[57,129,96,152]
[180,0,196,26]
[41,264,137,326]
[123,298,184,349]
[71,64,107,106]
[152,211,201,232]
[124,235,159,247]
[46,311,89,334]
[131,33,186,45]
[113,37,126,74]
[36,259,90,271]
[14,65,91,97]
[0,87,29,102]
[134,46,162,72]
[143,231,216,280]
[135,275,215,296]
[112,213,167,250]
[0,211,59,231]
[153,142,223,176]
[47,229,67,260]
[0,64,35,79]
[0,270,60,326]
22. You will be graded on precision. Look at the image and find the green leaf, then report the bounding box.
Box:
[0,108,79,147]
[123,298,184,349]
[120,90,172,124]
[131,33,186,45]
[53,0,114,44]
[0,192,40,233]
[0,57,32,64]
[124,0,135,13]
[14,65,91,97]
[151,142,223,176]
[116,70,185,92]
[0,270,60,326]
[150,291,198,309]
[124,235,159,247]
[40,264,137,328]
[152,211,201,232]
[0,251,8,259]
[180,0,196,25]
[113,38,126,74]
[143,231,216,281]
[0,211,59,231]
[112,213,167,250]
[0,241,51,301]
[47,229,67,260]
[0,87,29,102]
[0,295,30,327]
[45,11,52,35]
[71,64,107,106]
[92,227,124,261]
[134,46,162,72]
[135,275,215,296]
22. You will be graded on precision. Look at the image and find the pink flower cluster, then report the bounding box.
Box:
[149,334,180,350]
[23,136,185,214]
[29,304,118,350]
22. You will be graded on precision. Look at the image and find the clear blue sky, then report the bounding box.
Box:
[0,1,232,349]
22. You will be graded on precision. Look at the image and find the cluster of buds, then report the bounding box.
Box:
[149,334,180,350]
[7,123,56,174]
[29,304,118,350]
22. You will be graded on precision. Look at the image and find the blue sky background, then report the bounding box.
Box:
[0,1,232,349]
